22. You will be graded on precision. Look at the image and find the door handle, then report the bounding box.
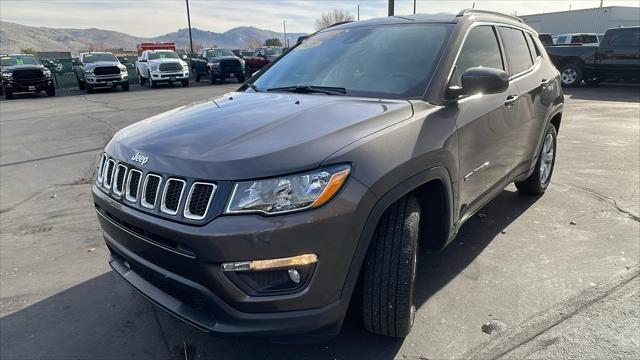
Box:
[505,94,520,107]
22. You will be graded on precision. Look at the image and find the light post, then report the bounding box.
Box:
[186,0,194,54]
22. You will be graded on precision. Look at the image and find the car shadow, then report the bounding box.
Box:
[1,189,539,360]
[564,82,640,103]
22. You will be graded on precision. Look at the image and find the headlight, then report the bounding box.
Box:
[85,68,94,74]
[2,73,12,80]
[150,64,159,71]
[225,165,350,215]
[43,69,52,77]
[239,59,245,66]
[118,65,127,73]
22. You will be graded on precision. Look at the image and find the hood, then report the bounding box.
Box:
[86,61,120,68]
[1,64,45,73]
[149,58,183,65]
[207,55,240,62]
[107,92,415,180]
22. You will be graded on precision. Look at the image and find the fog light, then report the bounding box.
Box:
[287,269,301,284]
[221,254,317,272]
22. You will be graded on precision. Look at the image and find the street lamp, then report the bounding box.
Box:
[186,0,194,54]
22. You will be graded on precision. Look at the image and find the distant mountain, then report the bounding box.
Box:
[0,21,306,53]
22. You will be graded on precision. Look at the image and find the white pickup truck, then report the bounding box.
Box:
[135,50,189,88]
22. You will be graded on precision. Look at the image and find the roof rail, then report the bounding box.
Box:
[326,20,353,29]
[457,9,523,23]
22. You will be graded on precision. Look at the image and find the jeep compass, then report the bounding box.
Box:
[93,10,563,340]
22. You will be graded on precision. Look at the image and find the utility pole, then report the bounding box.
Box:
[283,20,287,48]
[413,0,416,14]
[358,4,360,21]
[600,0,604,7]
[472,1,476,9]
[185,0,194,54]
[388,0,394,16]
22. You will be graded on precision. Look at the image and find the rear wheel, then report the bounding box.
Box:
[362,195,421,338]
[515,123,557,195]
[560,64,583,87]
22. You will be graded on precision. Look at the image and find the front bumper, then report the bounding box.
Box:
[86,73,128,87]
[93,178,375,338]
[211,66,245,78]
[2,78,53,92]
[150,70,189,82]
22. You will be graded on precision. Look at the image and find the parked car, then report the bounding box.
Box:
[538,33,553,45]
[190,48,246,84]
[546,26,640,87]
[135,50,189,88]
[0,54,55,99]
[92,9,563,340]
[73,52,130,93]
[242,47,283,74]
[552,33,599,46]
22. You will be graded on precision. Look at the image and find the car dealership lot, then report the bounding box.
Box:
[1,84,638,359]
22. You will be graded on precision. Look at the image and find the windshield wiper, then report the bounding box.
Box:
[265,85,348,96]
[245,83,262,92]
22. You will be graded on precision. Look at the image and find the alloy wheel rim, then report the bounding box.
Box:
[562,69,577,84]
[539,133,555,184]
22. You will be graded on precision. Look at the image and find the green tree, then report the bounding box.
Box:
[264,38,283,47]
[20,47,36,54]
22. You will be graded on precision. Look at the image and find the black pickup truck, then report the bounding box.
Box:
[545,26,640,87]
[1,54,55,99]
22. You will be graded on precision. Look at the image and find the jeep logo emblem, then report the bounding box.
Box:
[131,152,149,165]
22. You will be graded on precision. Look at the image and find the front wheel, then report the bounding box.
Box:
[194,71,201,82]
[560,64,583,87]
[46,85,56,97]
[237,75,245,83]
[182,79,189,87]
[515,123,557,195]
[5,91,14,100]
[122,82,130,91]
[86,85,93,94]
[138,71,145,86]
[362,195,421,338]
[77,78,86,90]
[209,70,217,84]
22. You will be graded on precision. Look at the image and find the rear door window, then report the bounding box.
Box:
[498,27,533,75]
[605,29,640,48]
[526,34,541,61]
[451,25,504,86]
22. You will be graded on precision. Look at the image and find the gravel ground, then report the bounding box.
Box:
[1,82,638,359]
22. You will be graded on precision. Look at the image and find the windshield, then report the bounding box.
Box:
[82,53,118,63]
[263,47,283,56]
[1,55,41,66]
[253,24,452,99]
[207,49,235,57]
[148,51,179,60]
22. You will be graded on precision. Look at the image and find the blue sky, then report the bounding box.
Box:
[1,0,638,36]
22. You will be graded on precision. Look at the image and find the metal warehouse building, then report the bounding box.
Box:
[521,6,640,35]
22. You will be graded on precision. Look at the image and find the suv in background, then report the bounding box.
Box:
[1,54,55,100]
[74,52,130,93]
[135,50,189,88]
[93,10,563,340]
[242,47,283,75]
[190,48,246,84]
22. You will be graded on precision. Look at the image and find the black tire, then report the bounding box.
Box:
[138,71,145,86]
[46,85,56,97]
[77,78,86,90]
[122,82,130,91]
[5,91,14,100]
[362,195,421,338]
[182,79,189,87]
[86,85,93,94]
[559,63,583,87]
[237,75,245,83]
[195,72,201,82]
[209,70,217,84]
[515,123,558,195]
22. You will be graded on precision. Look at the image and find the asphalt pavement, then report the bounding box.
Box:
[1,82,638,359]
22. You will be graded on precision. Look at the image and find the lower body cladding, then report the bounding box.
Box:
[86,74,128,88]
[92,179,377,340]
[150,71,189,83]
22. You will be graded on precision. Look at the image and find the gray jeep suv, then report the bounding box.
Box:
[92,9,563,340]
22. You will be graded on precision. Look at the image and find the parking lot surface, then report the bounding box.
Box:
[1,83,639,359]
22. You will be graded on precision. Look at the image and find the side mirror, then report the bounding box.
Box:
[123,57,129,62]
[181,54,188,60]
[448,67,509,98]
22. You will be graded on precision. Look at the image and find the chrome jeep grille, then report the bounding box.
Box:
[96,154,217,222]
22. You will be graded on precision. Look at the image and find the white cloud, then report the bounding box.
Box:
[1,0,638,36]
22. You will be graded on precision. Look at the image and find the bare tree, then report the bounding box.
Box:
[315,9,355,30]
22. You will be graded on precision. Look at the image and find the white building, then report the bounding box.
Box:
[521,6,640,35]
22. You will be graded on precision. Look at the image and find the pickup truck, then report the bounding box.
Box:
[190,48,246,84]
[546,26,640,87]
[1,54,55,99]
[135,50,189,88]
[73,52,130,93]
[242,47,283,75]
